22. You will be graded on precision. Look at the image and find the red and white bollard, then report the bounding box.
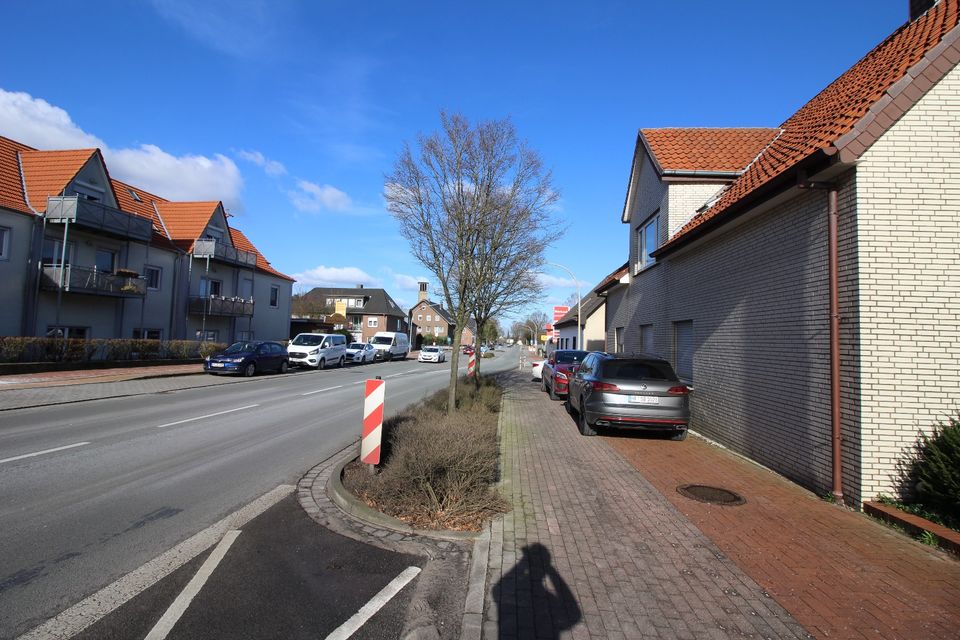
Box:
[467,352,476,377]
[361,378,385,467]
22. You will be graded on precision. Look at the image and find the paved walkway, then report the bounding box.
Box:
[484,371,960,640]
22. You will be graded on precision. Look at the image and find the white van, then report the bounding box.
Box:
[287,333,347,369]
[370,331,409,361]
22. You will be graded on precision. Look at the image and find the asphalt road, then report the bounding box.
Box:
[0,349,519,639]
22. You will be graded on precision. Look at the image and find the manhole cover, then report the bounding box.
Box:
[677,484,746,506]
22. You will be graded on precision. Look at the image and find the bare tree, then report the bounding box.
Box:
[386,111,556,411]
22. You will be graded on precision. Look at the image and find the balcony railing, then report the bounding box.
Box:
[191,240,257,268]
[188,295,254,317]
[40,265,147,297]
[45,196,154,242]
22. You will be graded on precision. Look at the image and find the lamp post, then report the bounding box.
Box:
[546,261,582,350]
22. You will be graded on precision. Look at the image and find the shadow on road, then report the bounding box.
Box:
[492,542,581,639]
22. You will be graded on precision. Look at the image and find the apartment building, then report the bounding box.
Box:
[0,135,293,343]
[297,286,408,343]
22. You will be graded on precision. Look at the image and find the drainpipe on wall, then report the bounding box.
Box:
[799,179,844,504]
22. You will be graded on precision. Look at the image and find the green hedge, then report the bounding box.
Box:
[0,337,226,363]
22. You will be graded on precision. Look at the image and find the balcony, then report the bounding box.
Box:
[191,240,257,268]
[45,196,154,242]
[40,265,147,297]
[188,295,254,317]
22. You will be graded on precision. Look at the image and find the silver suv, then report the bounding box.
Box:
[566,352,691,439]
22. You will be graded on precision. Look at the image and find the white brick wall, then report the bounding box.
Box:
[854,63,960,501]
[666,183,725,239]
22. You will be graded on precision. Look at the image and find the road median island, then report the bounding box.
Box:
[340,376,508,533]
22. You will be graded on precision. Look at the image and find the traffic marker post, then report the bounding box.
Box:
[362,377,385,470]
[467,352,476,377]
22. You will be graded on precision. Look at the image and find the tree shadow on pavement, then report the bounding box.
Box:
[492,543,581,639]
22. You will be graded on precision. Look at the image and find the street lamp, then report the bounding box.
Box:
[546,261,582,350]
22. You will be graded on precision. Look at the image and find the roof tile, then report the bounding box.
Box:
[641,128,780,174]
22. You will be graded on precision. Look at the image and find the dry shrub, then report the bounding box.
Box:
[351,378,507,531]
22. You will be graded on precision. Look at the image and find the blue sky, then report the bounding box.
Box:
[0,0,906,316]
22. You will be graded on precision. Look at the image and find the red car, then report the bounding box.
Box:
[462,345,475,355]
[542,350,589,400]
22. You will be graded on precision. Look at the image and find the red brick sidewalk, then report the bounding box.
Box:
[604,430,960,639]
[0,364,202,390]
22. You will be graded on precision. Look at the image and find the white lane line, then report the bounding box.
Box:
[302,385,344,396]
[325,566,422,640]
[18,484,294,640]
[144,530,242,640]
[156,405,259,429]
[0,442,90,465]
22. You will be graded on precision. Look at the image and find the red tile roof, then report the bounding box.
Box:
[20,148,100,211]
[664,0,960,250]
[229,227,294,282]
[0,136,32,214]
[641,128,780,174]
[155,201,221,251]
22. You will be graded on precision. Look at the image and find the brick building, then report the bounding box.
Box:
[608,0,960,505]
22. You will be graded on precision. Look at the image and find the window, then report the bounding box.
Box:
[674,320,693,381]
[72,183,103,202]
[326,298,334,305]
[572,336,577,350]
[417,314,422,322]
[127,188,143,203]
[42,237,73,266]
[635,212,659,273]
[133,328,162,340]
[434,325,442,336]
[0,226,9,260]
[204,227,224,241]
[144,266,161,290]
[196,329,219,341]
[367,317,379,328]
[269,285,279,308]
[95,249,116,273]
[615,327,624,353]
[640,324,654,355]
[47,325,87,339]
[347,298,356,308]
[200,278,222,297]
[426,314,432,321]
[240,278,253,299]
[355,298,363,307]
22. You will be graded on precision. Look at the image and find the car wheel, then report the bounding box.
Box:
[243,363,256,377]
[541,376,548,392]
[549,380,559,401]
[318,358,326,370]
[564,396,573,414]
[279,361,289,374]
[578,402,597,436]
[338,357,344,368]
[671,429,688,441]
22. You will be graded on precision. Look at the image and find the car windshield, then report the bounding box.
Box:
[556,351,588,364]
[601,360,676,380]
[348,343,365,350]
[224,342,257,354]
[292,335,323,346]
[372,336,392,345]
[423,347,438,352]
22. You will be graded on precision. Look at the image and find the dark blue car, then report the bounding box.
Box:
[204,340,289,377]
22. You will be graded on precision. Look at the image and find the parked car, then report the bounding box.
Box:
[566,352,691,440]
[542,349,589,400]
[530,358,545,381]
[370,331,409,361]
[462,345,475,356]
[287,333,347,369]
[418,345,446,363]
[346,342,376,364]
[204,341,289,377]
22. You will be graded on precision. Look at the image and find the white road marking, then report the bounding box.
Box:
[325,566,422,640]
[156,405,259,429]
[18,484,294,640]
[302,385,344,396]
[0,442,90,465]
[144,530,242,640]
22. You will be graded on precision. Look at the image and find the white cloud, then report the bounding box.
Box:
[288,179,352,213]
[149,0,289,59]
[0,88,244,209]
[536,273,577,289]
[291,265,381,289]
[0,89,103,149]
[237,149,286,176]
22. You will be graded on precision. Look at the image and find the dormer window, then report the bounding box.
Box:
[127,188,143,203]
[204,227,224,241]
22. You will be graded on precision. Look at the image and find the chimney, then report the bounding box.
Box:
[910,0,937,20]
[418,281,428,302]
[357,283,364,289]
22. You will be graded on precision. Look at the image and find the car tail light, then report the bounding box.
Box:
[592,381,619,392]
[668,385,691,395]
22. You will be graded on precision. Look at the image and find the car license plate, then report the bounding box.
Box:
[211,362,224,368]
[629,395,658,404]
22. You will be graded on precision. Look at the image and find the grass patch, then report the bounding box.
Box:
[876,494,960,534]
[343,376,508,531]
